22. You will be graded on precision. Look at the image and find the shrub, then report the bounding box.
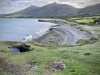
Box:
[79,22,87,25]
[77,37,99,45]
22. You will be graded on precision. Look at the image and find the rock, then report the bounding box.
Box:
[50,60,66,72]
[11,43,34,52]
[16,44,30,52]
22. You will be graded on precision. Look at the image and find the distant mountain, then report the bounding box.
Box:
[78,3,100,15]
[2,3,100,18]
[12,2,79,16]
[13,6,39,15]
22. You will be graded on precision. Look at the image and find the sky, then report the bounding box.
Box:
[0,0,100,14]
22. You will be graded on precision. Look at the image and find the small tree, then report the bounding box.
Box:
[93,18,100,24]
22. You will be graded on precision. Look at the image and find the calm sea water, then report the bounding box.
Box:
[0,18,54,41]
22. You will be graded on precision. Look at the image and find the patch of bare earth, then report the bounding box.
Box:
[35,28,63,45]
[0,57,37,75]
[83,25,100,36]
[0,57,27,75]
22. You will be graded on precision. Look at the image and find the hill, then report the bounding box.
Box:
[3,3,100,18]
[78,3,100,15]
[12,2,79,16]
[12,5,39,15]
[0,39,100,75]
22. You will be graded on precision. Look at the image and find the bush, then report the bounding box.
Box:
[77,39,86,45]
[93,18,100,24]
[77,37,99,45]
[79,22,87,25]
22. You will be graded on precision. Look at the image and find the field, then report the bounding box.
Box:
[75,19,94,24]
[67,16,100,25]
[0,39,100,75]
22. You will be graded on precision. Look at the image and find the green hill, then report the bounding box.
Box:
[0,40,100,75]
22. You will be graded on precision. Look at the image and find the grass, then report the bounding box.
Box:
[65,16,100,25]
[77,37,99,45]
[67,18,94,24]
[75,19,94,24]
[0,41,100,75]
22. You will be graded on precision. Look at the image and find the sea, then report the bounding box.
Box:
[0,18,55,41]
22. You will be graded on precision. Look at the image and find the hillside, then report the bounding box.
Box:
[12,2,79,16]
[78,3,100,15]
[0,39,100,75]
[13,6,39,15]
[2,3,100,18]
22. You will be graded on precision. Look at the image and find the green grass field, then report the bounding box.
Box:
[66,16,100,25]
[0,40,100,75]
[75,19,94,24]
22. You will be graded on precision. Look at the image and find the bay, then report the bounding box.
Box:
[0,18,54,41]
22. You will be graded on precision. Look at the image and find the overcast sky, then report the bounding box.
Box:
[0,0,100,14]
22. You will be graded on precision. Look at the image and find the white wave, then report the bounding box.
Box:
[23,34,33,42]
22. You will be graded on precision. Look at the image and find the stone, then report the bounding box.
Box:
[10,43,34,52]
[50,60,66,72]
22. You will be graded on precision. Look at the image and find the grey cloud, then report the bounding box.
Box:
[0,0,14,7]
[0,0,15,14]
[0,0,30,14]
[58,0,100,7]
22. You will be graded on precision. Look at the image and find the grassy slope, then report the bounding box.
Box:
[75,19,94,23]
[66,16,100,25]
[67,18,94,24]
[0,41,100,75]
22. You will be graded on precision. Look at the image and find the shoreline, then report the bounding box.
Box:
[34,19,95,45]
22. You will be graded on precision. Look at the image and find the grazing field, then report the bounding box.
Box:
[0,40,100,75]
[75,19,94,24]
[66,16,100,25]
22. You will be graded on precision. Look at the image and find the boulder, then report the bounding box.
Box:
[50,60,66,72]
[15,44,33,52]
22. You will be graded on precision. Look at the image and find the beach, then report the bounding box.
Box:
[34,20,95,45]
